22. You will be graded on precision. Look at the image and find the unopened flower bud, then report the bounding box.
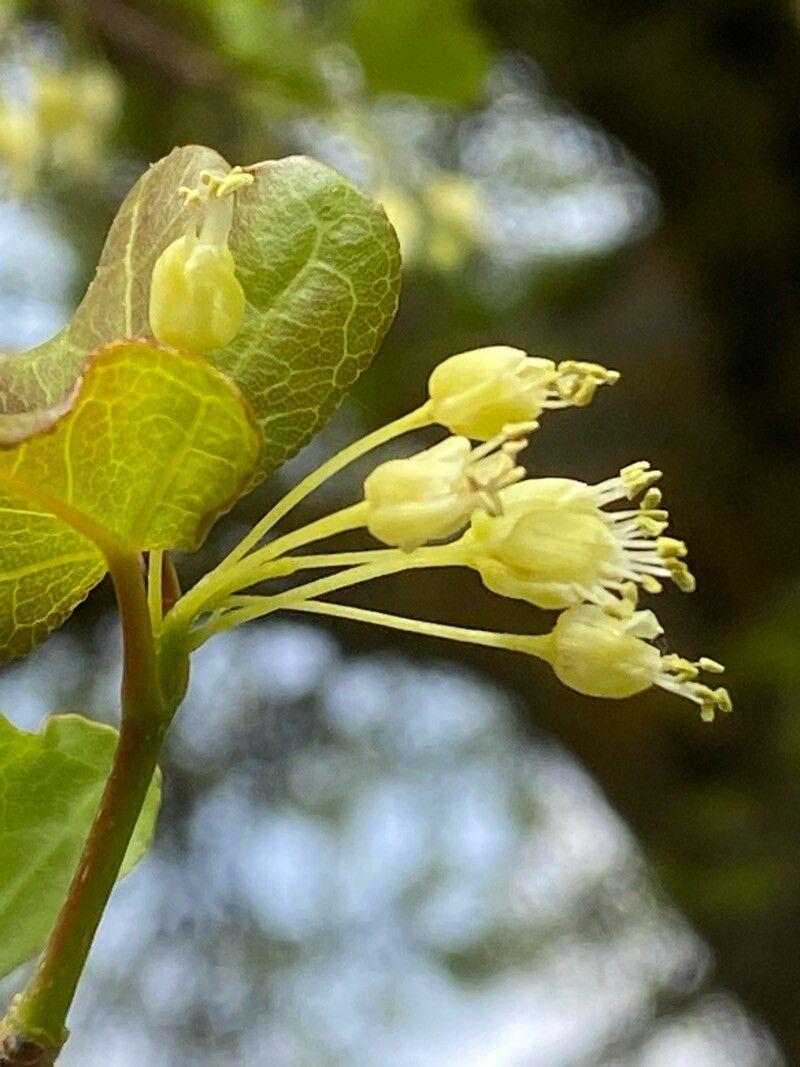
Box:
[149,168,252,355]
[428,346,619,440]
[363,425,533,550]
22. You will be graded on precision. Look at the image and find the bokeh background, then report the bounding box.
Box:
[1,1,799,1064]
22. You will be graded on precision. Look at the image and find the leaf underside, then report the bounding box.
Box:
[0,713,161,980]
[0,340,262,661]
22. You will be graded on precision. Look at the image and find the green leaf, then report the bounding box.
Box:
[345,0,491,104]
[209,0,327,109]
[0,713,161,979]
[0,340,262,661]
[0,147,400,480]
[0,146,398,654]
[215,155,402,477]
[0,145,227,445]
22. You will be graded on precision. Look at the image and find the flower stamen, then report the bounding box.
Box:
[463,421,535,514]
[548,359,621,407]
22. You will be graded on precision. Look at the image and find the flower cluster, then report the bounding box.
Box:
[161,343,730,723]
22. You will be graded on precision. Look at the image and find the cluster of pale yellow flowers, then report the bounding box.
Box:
[151,170,730,722]
[0,61,119,191]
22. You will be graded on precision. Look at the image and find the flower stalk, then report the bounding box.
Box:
[286,598,550,657]
[219,403,434,565]
[159,343,729,722]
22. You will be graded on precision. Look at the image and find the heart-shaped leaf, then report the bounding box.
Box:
[0,340,262,661]
[0,147,401,480]
[0,713,161,979]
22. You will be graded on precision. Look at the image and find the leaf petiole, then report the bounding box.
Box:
[147,550,164,634]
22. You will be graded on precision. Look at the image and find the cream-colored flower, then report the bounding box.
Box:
[379,174,483,271]
[540,598,730,720]
[34,65,119,135]
[428,346,619,440]
[363,424,534,550]
[75,68,121,126]
[149,168,253,354]
[34,70,83,138]
[464,461,694,610]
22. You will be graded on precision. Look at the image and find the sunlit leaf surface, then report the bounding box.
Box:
[0,340,262,660]
[0,713,161,979]
[0,146,400,480]
[0,146,225,444]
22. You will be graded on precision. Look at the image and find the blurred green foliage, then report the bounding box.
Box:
[345,0,490,103]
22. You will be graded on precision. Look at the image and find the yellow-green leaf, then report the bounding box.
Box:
[345,0,490,104]
[0,145,226,444]
[0,713,161,979]
[0,340,262,661]
[0,147,401,481]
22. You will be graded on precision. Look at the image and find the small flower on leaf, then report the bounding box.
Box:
[149,167,253,355]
